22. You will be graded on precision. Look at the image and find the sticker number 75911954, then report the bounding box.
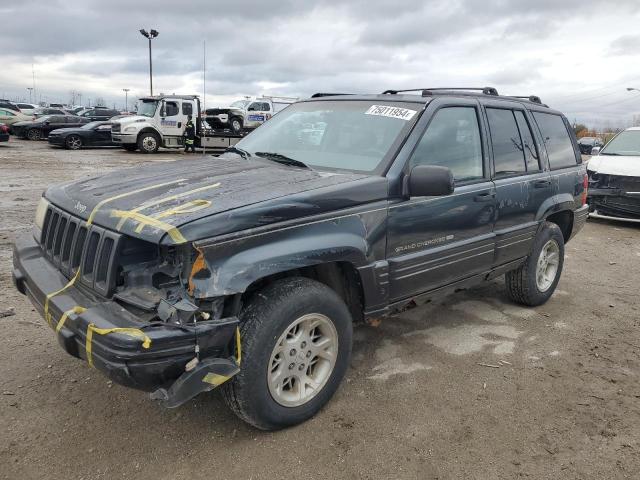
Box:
[365,105,418,121]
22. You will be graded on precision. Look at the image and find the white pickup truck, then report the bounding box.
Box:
[204,96,298,133]
[111,94,242,154]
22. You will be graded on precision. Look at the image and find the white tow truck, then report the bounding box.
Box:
[111,94,244,154]
[203,95,298,134]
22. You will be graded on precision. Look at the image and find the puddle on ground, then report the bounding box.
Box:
[404,324,522,355]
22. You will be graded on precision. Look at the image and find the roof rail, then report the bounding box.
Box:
[509,95,543,105]
[310,93,353,98]
[383,87,499,96]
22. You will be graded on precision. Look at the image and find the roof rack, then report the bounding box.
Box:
[508,95,544,105]
[383,87,499,96]
[310,93,353,98]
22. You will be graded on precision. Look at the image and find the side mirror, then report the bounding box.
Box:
[248,106,256,111]
[590,147,601,156]
[160,101,166,117]
[405,165,455,197]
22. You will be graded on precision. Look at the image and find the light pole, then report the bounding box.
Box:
[27,87,33,103]
[139,29,159,96]
[123,88,130,112]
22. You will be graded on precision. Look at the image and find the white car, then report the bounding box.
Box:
[587,126,640,222]
[15,103,38,116]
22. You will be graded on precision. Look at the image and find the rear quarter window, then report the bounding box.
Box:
[532,112,578,169]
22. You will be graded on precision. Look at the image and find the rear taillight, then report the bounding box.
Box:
[0,125,8,133]
[581,173,588,205]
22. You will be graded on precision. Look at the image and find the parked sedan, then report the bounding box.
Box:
[48,121,115,149]
[33,107,69,119]
[0,108,32,126]
[11,115,90,140]
[15,103,38,115]
[0,123,9,142]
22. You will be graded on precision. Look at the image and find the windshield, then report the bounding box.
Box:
[230,100,249,109]
[234,100,422,173]
[601,130,640,156]
[138,101,158,117]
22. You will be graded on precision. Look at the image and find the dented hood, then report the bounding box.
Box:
[45,155,386,245]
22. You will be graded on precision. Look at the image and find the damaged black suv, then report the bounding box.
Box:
[13,87,588,430]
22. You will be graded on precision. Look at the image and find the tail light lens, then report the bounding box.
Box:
[581,173,588,205]
[0,125,8,133]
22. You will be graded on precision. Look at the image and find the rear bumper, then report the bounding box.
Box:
[570,204,589,240]
[0,132,8,142]
[12,234,238,394]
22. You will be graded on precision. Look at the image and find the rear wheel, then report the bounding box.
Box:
[229,116,243,134]
[27,128,42,140]
[137,132,160,153]
[65,134,82,150]
[222,277,353,430]
[505,221,565,306]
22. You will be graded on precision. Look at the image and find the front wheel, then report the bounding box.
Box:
[222,277,353,430]
[27,129,42,140]
[65,134,82,150]
[505,221,565,306]
[137,132,160,153]
[229,116,243,134]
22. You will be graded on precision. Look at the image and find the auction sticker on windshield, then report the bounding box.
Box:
[365,105,417,121]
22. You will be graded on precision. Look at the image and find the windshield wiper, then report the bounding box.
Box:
[255,151,310,169]
[600,152,620,156]
[226,146,251,159]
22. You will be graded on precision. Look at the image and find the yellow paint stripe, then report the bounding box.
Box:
[44,270,80,327]
[235,326,242,366]
[111,210,187,244]
[55,306,86,333]
[86,178,187,224]
[86,323,151,368]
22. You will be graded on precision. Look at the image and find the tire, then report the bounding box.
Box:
[27,129,42,140]
[229,117,243,134]
[123,144,137,152]
[65,134,82,150]
[222,277,353,430]
[505,221,565,306]
[137,131,160,153]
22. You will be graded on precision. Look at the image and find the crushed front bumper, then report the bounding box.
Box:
[12,234,239,404]
[588,188,640,220]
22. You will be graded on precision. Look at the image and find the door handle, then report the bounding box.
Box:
[474,192,496,202]
[533,179,551,188]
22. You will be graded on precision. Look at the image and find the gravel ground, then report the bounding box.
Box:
[1,139,640,480]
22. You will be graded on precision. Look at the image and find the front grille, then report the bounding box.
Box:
[40,204,121,297]
[111,123,121,133]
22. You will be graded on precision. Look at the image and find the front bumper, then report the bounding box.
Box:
[47,135,64,146]
[588,188,640,220]
[111,133,137,144]
[12,234,239,398]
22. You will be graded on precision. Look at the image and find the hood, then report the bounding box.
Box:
[48,127,81,135]
[113,115,149,126]
[45,156,387,245]
[12,120,36,127]
[587,155,640,177]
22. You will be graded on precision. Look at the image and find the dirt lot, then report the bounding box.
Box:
[1,139,639,479]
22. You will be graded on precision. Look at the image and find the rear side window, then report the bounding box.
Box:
[486,108,526,177]
[411,106,484,182]
[182,103,193,115]
[513,111,540,171]
[533,112,577,169]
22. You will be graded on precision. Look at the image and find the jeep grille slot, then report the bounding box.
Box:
[39,204,122,297]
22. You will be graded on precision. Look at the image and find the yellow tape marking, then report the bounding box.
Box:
[115,182,221,230]
[55,306,86,333]
[86,323,152,368]
[110,210,187,244]
[44,270,80,327]
[132,199,212,234]
[202,372,231,386]
[235,326,242,366]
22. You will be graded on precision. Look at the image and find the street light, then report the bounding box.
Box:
[139,28,159,96]
[27,87,33,103]
[123,88,130,112]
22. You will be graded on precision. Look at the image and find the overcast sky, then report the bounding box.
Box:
[2,0,640,127]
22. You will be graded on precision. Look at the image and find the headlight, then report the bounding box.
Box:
[34,197,49,230]
[124,126,137,132]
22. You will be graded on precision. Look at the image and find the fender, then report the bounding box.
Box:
[536,192,576,221]
[137,126,163,140]
[190,208,387,301]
